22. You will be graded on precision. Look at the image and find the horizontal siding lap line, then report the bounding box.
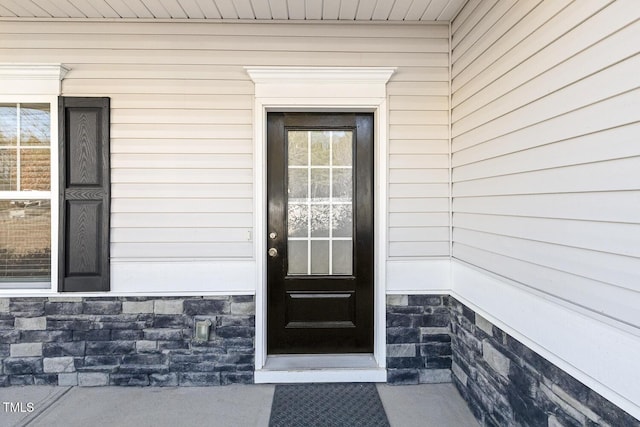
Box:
[450,0,502,52]
[452,53,640,139]
[452,78,640,144]
[454,214,640,260]
[0,49,450,67]
[452,245,640,330]
[451,0,543,69]
[1,37,450,53]
[453,240,638,294]
[453,153,640,184]
[451,0,567,86]
[455,228,640,291]
[452,0,609,97]
[452,87,640,154]
[453,222,640,259]
[452,20,640,122]
[451,209,640,226]
[0,23,450,38]
[452,121,640,169]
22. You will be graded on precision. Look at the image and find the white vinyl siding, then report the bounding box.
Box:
[0,21,450,261]
[451,0,640,328]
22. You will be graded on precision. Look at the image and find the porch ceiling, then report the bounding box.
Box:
[0,0,466,21]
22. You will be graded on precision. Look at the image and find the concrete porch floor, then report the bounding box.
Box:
[0,383,478,427]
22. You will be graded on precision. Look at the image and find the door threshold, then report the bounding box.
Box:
[254,354,387,384]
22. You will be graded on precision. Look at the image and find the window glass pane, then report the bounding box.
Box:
[20,104,50,146]
[0,200,51,282]
[0,104,17,146]
[0,149,17,191]
[20,149,50,191]
[288,240,308,275]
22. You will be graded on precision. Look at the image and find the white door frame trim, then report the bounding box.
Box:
[246,67,395,374]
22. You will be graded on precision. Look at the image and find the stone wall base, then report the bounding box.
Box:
[386,294,452,385]
[449,297,639,427]
[0,296,255,386]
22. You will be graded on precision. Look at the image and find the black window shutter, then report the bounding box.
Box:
[58,97,110,292]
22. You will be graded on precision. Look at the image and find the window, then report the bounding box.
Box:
[0,64,67,292]
[0,103,54,288]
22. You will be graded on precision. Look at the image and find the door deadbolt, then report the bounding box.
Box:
[268,248,278,257]
[269,232,277,240]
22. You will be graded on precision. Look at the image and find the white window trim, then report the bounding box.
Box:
[246,66,395,375]
[0,64,68,293]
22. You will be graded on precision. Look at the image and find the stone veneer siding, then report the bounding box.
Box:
[386,294,452,384]
[449,297,640,427]
[0,296,254,387]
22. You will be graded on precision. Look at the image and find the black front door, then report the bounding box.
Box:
[267,112,374,354]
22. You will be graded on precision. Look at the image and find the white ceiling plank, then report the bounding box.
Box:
[5,0,48,17]
[53,0,86,17]
[140,0,171,18]
[437,0,465,21]
[339,0,359,20]
[158,0,188,18]
[213,0,238,18]
[66,0,103,17]
[87,0,122,17]
[251,0,271,19]
[322,0,340,20]
[422,0,448,20]
[405,0,428,20]
[268,0,287,19]
[288,0,305,20]
[233,0,255,19]
[29,0,70,17]
[194,0,221,18]
[105,0,139,18]
[355,0,377,20]
[0,3,17,16]
[388,0,414,20]
[305,0,321,19]
[177,0,205,18]
[372,0,394,20]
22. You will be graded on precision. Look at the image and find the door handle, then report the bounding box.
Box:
[268,248,278,257]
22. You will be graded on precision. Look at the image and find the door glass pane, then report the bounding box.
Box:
[287,204,308,238]
[310,241,329,275]
[310,132,330,165]
[332,241,352,275]
[287,130,353,276]
[288,240,308,275]
[288,131,308,166]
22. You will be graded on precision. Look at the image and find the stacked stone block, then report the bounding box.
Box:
[449,297,639,427]
[0,296,254,387]
[386,294,452,384]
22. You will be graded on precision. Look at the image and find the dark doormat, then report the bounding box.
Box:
[268,383,391,427]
